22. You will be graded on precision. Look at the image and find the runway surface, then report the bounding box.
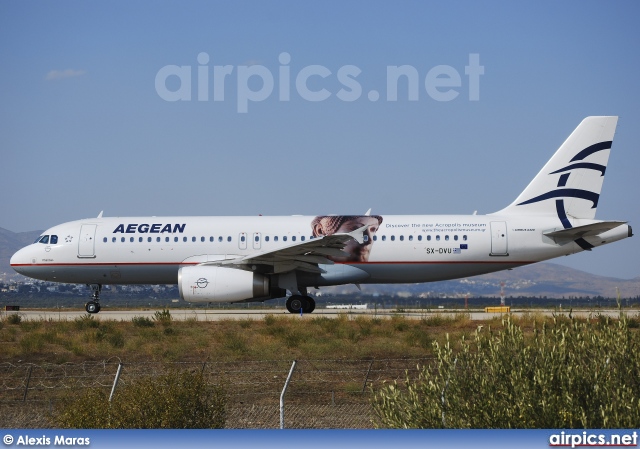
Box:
[3,307,633,322]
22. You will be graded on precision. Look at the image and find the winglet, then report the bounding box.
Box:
[97,211,104,218]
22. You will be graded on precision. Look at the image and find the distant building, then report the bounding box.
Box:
[326,304,368,310]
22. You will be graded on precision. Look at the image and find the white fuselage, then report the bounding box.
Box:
[9,214,630,287]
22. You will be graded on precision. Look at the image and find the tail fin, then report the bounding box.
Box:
[494,116,618,220]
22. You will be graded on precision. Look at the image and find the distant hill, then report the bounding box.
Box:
[0,227,638,298]
[0,227,43,278]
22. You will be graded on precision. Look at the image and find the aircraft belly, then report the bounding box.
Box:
[352,262,528,284]
[19,264,181,285]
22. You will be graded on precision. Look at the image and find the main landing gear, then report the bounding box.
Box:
[85,284,102,314]
[286,295,316,314]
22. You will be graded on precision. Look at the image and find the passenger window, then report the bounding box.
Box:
[255,235,259,242]
[227,236,231,242]
[292,236,296,242]
[201,236,205,242]
[463,235,468,241]
[283,236,287,242]
[210,237,214,242]
[391,235,395,241]
[183,237,187,242]
[148,237,152,242]
[445,235,449,241]
[373,235,377,241]
[427,235,431,241]
[121,237,125,243]
[409,235,413,241]
[139,237,144,242]
[131,237,135,242]
[175,237,178,242]
[265,236,270,242]
[382,235,386,241]
[156,237,161,242]
[363,235,369,242]
[219,236,223,242]
[436,235,440,241]
[301,236,305,241]
[51,235,58,244]
[192,237,196,242]
[103,237,107,243]
[112,237,116,243]
[454,235,458,241]
[274,236,279,242]
[166,237,170,242]
[418,235,422,241]
[241,236,246,242]
[399,235,404,241]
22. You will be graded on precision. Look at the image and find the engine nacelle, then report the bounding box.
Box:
[178,266,271,303]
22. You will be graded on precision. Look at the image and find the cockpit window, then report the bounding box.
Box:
[50,235,58,244]
[38,235,49,244]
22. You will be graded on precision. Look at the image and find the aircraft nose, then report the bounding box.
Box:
[10,247,31,275]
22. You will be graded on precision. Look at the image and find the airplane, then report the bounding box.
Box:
[10,116,632,314]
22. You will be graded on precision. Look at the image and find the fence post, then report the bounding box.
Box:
[361,359,374,393]
[280,360,297,429]
[22,366,33,402]
[109,363,123,402]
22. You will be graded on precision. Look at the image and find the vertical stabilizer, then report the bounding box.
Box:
[494,116,618,220]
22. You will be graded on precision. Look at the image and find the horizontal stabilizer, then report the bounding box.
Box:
[544,221,627,240]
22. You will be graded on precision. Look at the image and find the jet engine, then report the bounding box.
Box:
[178,265,277,303]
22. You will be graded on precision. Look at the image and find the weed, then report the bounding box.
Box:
[404,328,432,350]
[19,320,42,331]
[223,331,248,353]
[56,370,226,428]
[153,309,172,325]
[19,333,46,352]
[74,315,99,330]
[108,331,125,348]
[7,314,22,325]
[347,328,361,343]
[132,316,154,328]
[392,316,409,332]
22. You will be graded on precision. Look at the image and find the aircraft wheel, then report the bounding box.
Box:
[303,296,316,313]
[286,295,304,313]
[85,301,100,314]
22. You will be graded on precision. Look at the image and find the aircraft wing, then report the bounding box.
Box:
[544,221,627,241]
[200,225,367,274]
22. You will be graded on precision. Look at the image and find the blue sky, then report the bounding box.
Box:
[1,1,639,279]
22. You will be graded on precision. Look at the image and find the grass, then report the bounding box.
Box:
[0,311,637,365]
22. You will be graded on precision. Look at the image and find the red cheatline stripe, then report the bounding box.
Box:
[11,261,534,267]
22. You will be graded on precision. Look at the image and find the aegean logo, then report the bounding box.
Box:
[155,52,484,113]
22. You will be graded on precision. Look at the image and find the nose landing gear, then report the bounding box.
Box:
[85,284,102,314]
